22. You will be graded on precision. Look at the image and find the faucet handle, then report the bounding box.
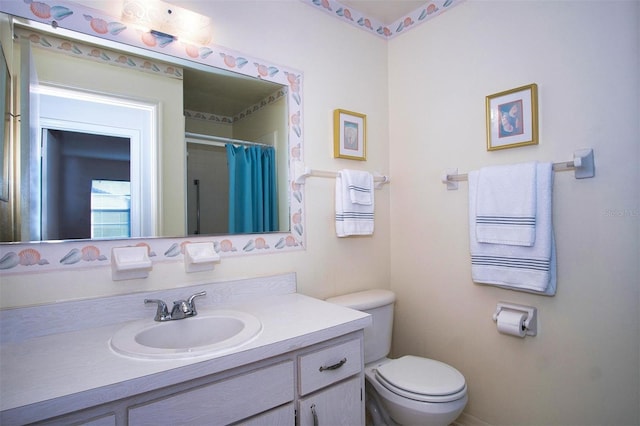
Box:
[144,298,170,321]
[187,291,207,315]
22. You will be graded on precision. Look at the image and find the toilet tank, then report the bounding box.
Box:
[326,289,396,364]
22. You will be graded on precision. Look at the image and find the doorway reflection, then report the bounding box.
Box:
[41,129,131,240]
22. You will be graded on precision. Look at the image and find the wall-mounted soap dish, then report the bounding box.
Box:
[184,242,220,273]
[111,246,152,281]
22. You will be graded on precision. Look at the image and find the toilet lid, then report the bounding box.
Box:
[375,356,466,403]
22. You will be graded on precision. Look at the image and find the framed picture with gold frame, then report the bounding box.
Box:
[486,83,538,151]
[333,109,366,160]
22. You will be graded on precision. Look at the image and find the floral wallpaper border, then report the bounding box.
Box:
[0,234,303,273]
[302,0,463,39]
[185,87,289,125]
[0,0,305,275]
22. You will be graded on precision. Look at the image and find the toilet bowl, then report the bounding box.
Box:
[365,357,467,426]
[326,289,467,426]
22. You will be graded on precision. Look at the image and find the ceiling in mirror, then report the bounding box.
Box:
[0,0,305,274]
[183,68,283,118]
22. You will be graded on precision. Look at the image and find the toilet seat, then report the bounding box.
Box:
[375,355,467,403]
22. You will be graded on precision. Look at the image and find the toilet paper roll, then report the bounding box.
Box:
[496,309,527,337]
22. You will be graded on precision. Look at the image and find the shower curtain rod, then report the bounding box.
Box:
[185,132,271,148]
[441,148,595,190]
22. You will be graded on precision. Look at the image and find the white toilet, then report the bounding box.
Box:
[326,289,467,426]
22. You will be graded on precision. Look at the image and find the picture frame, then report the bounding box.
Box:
[333,109,366,161]
[486,83,538,151]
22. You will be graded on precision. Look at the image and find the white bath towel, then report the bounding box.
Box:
[342,169,374,205]
[475,162,537,246]
[469,162,556,295]
[335,170,374,237]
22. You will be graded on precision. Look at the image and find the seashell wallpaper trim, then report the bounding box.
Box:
[185,87,288,125]
[0,0,306,275]
[0,233,303,274]
[303,0,463,40]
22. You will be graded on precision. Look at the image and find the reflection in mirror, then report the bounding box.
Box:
[35,83,157,241]
[4,16,292,243]
[182,67,289,236]
[0,40,9,205]
[41,129,130,240]
[186,134,280,236]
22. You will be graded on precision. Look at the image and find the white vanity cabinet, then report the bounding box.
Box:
[33,360,296,426]
[28,333,364,426]
[0,279,371,426]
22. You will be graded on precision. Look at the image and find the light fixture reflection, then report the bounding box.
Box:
[122,0,212,45]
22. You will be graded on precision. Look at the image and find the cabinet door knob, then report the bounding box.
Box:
[319,357,347,372]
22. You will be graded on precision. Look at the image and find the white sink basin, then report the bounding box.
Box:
[110,309,262,359]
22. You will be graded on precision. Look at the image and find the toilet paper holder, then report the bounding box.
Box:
[492,302,537,336]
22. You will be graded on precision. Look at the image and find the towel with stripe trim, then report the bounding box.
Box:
[335,170,374,237]
[475,162,537,246]
[468,163,556,295]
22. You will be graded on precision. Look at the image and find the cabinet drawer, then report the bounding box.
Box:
[128,361,293,426]
[298,338,362,395]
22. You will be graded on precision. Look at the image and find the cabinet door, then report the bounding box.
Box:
[128,361,293,426]
[233,403,294,426]
[298,377,362,426]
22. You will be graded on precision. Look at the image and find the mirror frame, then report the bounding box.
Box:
[0,1,305,274]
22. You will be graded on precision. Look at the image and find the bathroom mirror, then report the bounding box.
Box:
[0,2,303,248]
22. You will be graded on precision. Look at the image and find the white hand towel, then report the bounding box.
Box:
[476,162,537,246]
[335,171,374,237]
[469,162,556,295]
[342,170,374,205]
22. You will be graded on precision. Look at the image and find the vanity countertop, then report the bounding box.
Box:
[0,283,370,424]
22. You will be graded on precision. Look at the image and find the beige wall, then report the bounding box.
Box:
[388,1,639,425]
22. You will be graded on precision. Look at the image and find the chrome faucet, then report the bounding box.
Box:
[144,291,207,322]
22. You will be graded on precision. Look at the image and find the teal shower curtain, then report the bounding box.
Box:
[226,144,278,234]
